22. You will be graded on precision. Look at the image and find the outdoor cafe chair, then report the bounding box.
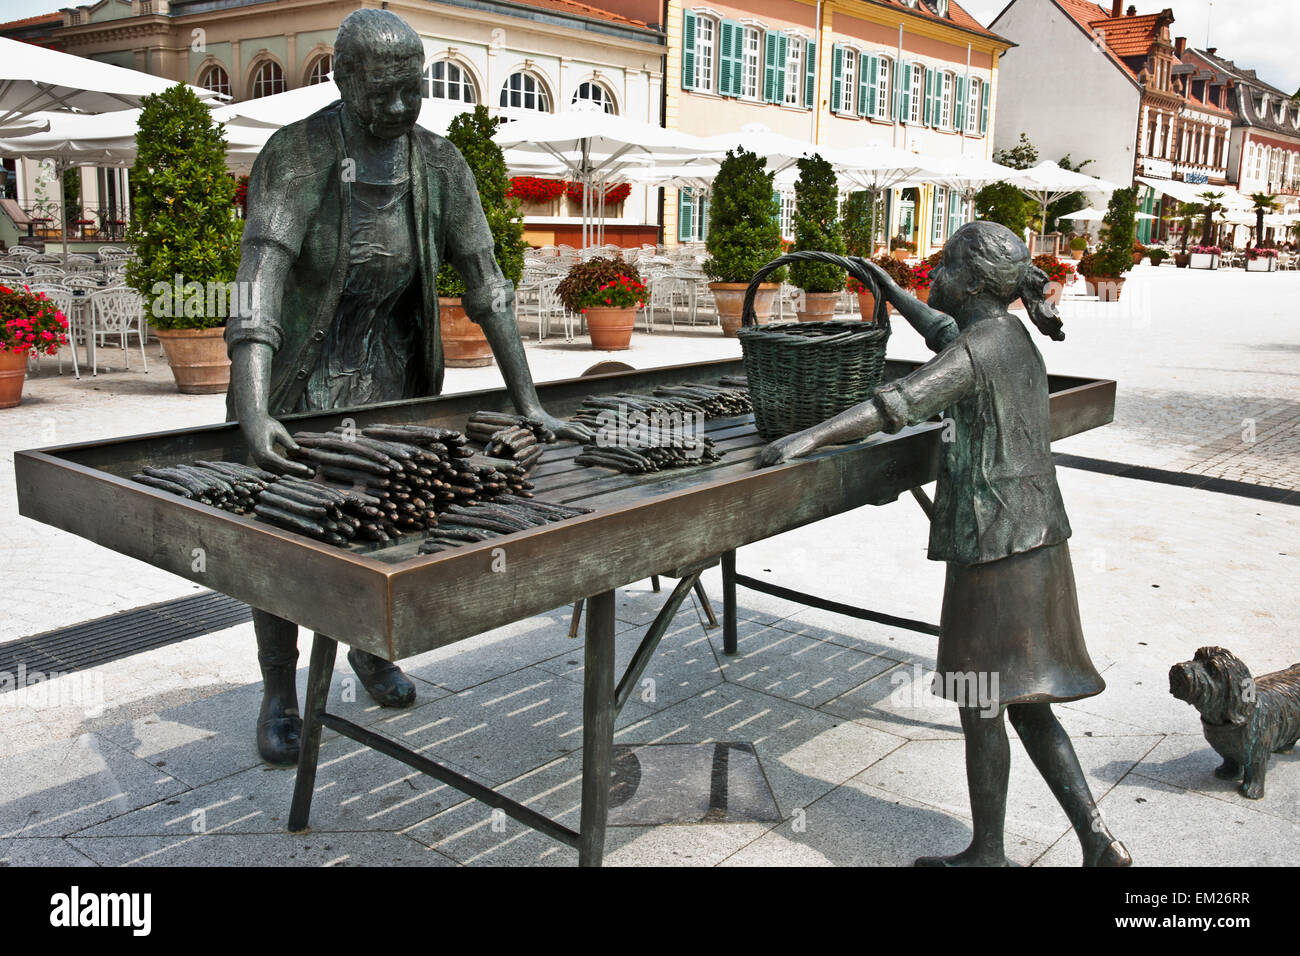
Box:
[4,245,36,257]
[0,263,24,277]
[24,272,66,285]
[88,287,148,373]
[97,245,129,259]
[25,284,79,378]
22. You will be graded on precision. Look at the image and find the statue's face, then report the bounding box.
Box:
[926,244,969,317]
[341,52,422,140]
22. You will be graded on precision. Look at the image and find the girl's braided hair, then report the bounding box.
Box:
[949,222,1065,341]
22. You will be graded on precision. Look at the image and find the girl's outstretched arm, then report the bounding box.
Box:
[861,260,960,353]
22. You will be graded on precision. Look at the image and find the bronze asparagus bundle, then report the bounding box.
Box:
[418,497,593,555]
[573,434,722,474]
[464,411,556,472]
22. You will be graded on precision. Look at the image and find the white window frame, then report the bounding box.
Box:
[696,16,716,93]
[573,81,616,114]
[875,57,891,120]
[909,63,923,125]
[940,71,953,129]
[199,64,231,98]
[500,71,551,112]
[966,76,981,133]
[306,54,332,87]
[741,26,761,100]
[424,60,477,103]
[250,60,285,99]
[841,47,856,115]
[933,186,947,242]
[783,36,804,106]
[779,190,796,240]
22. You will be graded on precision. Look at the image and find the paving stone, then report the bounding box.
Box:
[0,837,97,866]
[1132,732,1300,824]
[66,830,457,867]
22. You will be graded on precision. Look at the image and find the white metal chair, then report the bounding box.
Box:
[25,285,79,378]
[535,275,570,342]
[0,263,24,278]
[88,287,148,373]
[4,245,37,258]
[97,245,129,260]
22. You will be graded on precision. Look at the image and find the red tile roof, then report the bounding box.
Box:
[1086,12,1163,58]
[0,12,61,31]
[866,1,1007,42]
[507,0,651,28]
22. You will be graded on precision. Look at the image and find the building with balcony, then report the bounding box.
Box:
[666,0,1010,255]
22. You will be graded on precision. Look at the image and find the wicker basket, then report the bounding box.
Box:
[738,252,891,441]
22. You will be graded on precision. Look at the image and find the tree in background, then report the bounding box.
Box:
[789,154,847,293]
[1196,190,1226,247]
[437,105,526,295]
[1045,154,1096,232]
[976,133,1036,235]
[1249,192,1279,248]
[1094,186,1137,277]
[842,191,878,258]
[125,84,242,329]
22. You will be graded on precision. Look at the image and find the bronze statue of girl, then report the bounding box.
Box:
[760,221,1131,867]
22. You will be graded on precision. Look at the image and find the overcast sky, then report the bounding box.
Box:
[0,0,1295,95]
[964,0,1300,95]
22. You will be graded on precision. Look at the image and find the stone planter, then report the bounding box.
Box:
[891,249,911,263]
[1086,275,1126,302]
[583,306,636,350]
[710,282,778,337]
[155,326,230,394]
[518,199,560,218]
[794,290,840,323]
[439,296,494,367]
[1068,247,1085,260]
[1188,253,1219,270]
[1245,257,1277,272]
[0,348,28,409]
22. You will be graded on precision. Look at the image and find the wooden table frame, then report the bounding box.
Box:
[14,358,1115,866]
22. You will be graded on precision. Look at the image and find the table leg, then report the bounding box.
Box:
[721,549,738,655]
[288,632,338,833]
[579,589,616,867]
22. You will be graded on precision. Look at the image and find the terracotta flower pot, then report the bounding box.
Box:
[155,326,230,394]
[1086,276,1125,302]
[583,306,636,350]
[1068,247,1084,260]
[891,249,910,262]
[710,282,778,337]
[795,290,840,323]
[913,286,931,305]
[856,291,880,322]
[1174,253,1190,268]
[0,348,28,409]
[439,296,494,368]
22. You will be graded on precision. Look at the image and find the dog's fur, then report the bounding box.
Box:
[1169,646,1300,798]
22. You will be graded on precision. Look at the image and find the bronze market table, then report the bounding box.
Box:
[13,358,1115,866]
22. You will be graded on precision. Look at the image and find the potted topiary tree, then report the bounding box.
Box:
[126,84,243,394]
[438,105,527,367]
[1068,235,1087,260]
[1173,202,1198,267]
[0,285,69,408]
[1086,187,1137,301]
[704,148,785,336]
[789,154,847,322]
[556,256,646,350]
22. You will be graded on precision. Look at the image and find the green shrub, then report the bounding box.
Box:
[842,191,877,258]
[1070,236,1087,251]
[124,84,243,330]
[1147,248,1168,266]
[1092,187,1137,277]
[437,105,527,297]
[789,154,846,293]
[703,148,785,284]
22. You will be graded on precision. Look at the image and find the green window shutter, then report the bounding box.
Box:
[731,22,746,96]
[866,55,878,117]
[857,53,870,116]
[923,68,933,126]
[719,20,736,96]
[980,81,990,133]
[701,195,710,241]
[679,188,694,241]
[763,32,778,103]
[804,40,816,108]
[948,189,960,236]
[830,45,843,113]
[775,34,788,104]
[899,61,911,124]
[682,10,696,91]
[954,75,965,130]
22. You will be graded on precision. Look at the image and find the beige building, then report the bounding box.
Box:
[1,0,667,247]
[666,0,1011,254]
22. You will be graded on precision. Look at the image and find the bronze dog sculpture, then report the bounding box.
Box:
[1169,646,1300,799]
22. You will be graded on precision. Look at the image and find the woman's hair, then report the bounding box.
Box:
[948,222,1065,341]
[334,9,424,81]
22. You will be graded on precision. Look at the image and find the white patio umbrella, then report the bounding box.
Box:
[1057,206,1106,221]
[698,123,861,175]
[1005,161,1120,232]
[0,109,271,250]
[0,36,225,127]
[833,143,952,248]
[493,102,715,247]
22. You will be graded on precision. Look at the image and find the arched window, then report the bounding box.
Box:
[250,60,285,99]
[572,81,616,114]
[305,54,332,86]
[424,60,477,103]
[500,72,550,112]
[199,64,230,98]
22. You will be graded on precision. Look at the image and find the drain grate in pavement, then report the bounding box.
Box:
[0,591,251,686]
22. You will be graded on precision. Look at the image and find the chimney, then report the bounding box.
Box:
[1175,36,1186,57]
[1111,0,1122,16]
[1206,47,1216,56]
[1127,5,1137,15]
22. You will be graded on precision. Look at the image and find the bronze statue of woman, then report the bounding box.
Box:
[226,9,590,765]
[760,221,1130,867]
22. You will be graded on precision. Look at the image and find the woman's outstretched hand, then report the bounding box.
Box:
[758,430,822,467]
[858,259,901,304]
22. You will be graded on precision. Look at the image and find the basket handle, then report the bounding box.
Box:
[741,251,890,328]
